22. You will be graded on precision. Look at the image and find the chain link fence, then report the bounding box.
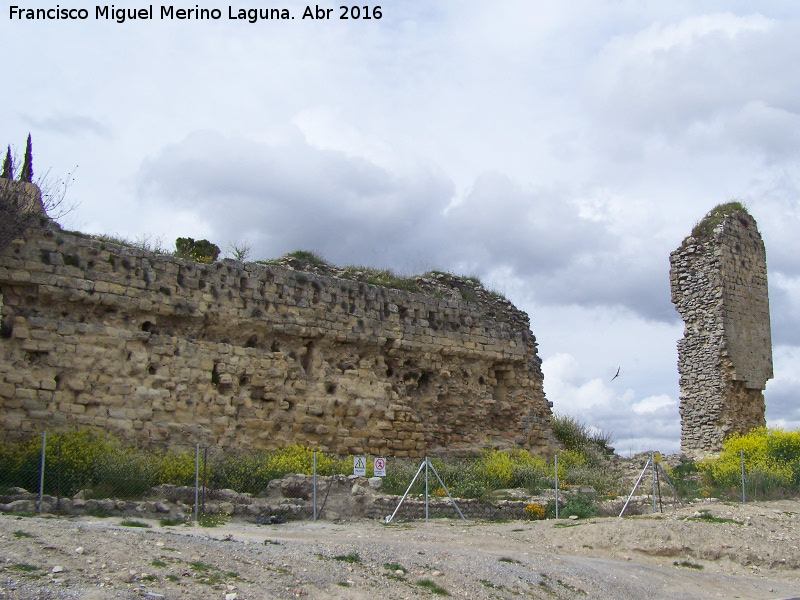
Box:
[1,431,706,523]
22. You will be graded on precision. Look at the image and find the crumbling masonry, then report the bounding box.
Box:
[0,187,554,456]
[670,206,773,457]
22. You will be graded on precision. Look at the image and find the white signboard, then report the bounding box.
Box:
[374,457,386,477]
[353,456,366,477]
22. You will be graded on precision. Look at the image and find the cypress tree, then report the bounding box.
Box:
[20,134,33,183]
[1,146,11,179]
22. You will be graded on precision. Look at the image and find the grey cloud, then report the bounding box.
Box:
[137,131,453,269]
[23,113,111,138]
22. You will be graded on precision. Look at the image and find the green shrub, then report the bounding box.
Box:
[552,413,612,460]
[561,492,597,519]
[697,427,800,499]
[174,237,220,263]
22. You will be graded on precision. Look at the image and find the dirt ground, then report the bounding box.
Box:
[2,499,800,600]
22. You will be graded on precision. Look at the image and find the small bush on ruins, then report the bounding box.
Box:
[174,237,221,263]
[697,427,800,500]
[286,249,328,266]
[551,413,613,460]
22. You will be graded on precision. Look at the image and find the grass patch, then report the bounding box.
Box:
[159,517,185,527]
[674,560,703,570]
[9,564,38,572]
[264,539,282,546]
[120,519,150,528]
[13,530,34,538]
[553,522,582,529]
[384,562,407,573]
[333,552,361,563]
[417,579,450,595]
[557,580,586,595]
[690,201,747,239]
[166,575,179,582]
[480,580,504,590]
[682,511,743,525]
[198,514,228,528]
[286,250,328,266]
[189,561,213,572]
[140,574,157,582]
[498,557,520,564]
[337,582,350,587]
[151,560,167,568]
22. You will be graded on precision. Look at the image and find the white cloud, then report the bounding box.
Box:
[632,394,678,416]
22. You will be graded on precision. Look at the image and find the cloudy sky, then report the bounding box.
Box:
[3,1,799,454]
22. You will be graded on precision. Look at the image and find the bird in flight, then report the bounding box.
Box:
[610,367,620,382]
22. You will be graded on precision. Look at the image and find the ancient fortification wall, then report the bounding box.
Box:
[0,224,554,456]
[670,206,773,457]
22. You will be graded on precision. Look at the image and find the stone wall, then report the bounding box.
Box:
[0,224,554,456]
[669,207,773,457]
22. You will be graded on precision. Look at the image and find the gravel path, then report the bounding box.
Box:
[3,499,800,599]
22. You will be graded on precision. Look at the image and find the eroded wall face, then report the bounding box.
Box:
[670,212,772,457]
[0,230,553,455]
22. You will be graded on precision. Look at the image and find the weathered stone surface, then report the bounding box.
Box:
[0,224,554,456]
[670,207,773,457]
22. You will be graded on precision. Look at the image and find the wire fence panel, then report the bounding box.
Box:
[8,430,798,523]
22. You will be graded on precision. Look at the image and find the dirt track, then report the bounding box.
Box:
[2,499,800,599]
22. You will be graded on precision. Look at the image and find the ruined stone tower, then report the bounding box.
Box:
[669,203,773,457]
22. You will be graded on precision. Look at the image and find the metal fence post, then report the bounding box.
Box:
[554,454,559,520]
[313,451,317,522]
[741,449,746,505]
[194,444,200,522]
[425,457,429,522]
[651,452,656,513]
[38,431,46,513]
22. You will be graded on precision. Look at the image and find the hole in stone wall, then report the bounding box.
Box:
[239,375,249,386]
[326,382,337,394]
[271,341,280,352]
[418,371,432,390]
[141,321,153,332]
[301,341,314,376]
[240,277,248,292]
[479,376,485,385]
[199,279,206,290]
[211,364,220,385]
[148,366,156,375]
[245,335,258,348]
[0,320,12,339]
[64,254,80,268]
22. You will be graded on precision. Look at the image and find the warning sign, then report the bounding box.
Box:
[353,456,366,477]
[374,457,386,477]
